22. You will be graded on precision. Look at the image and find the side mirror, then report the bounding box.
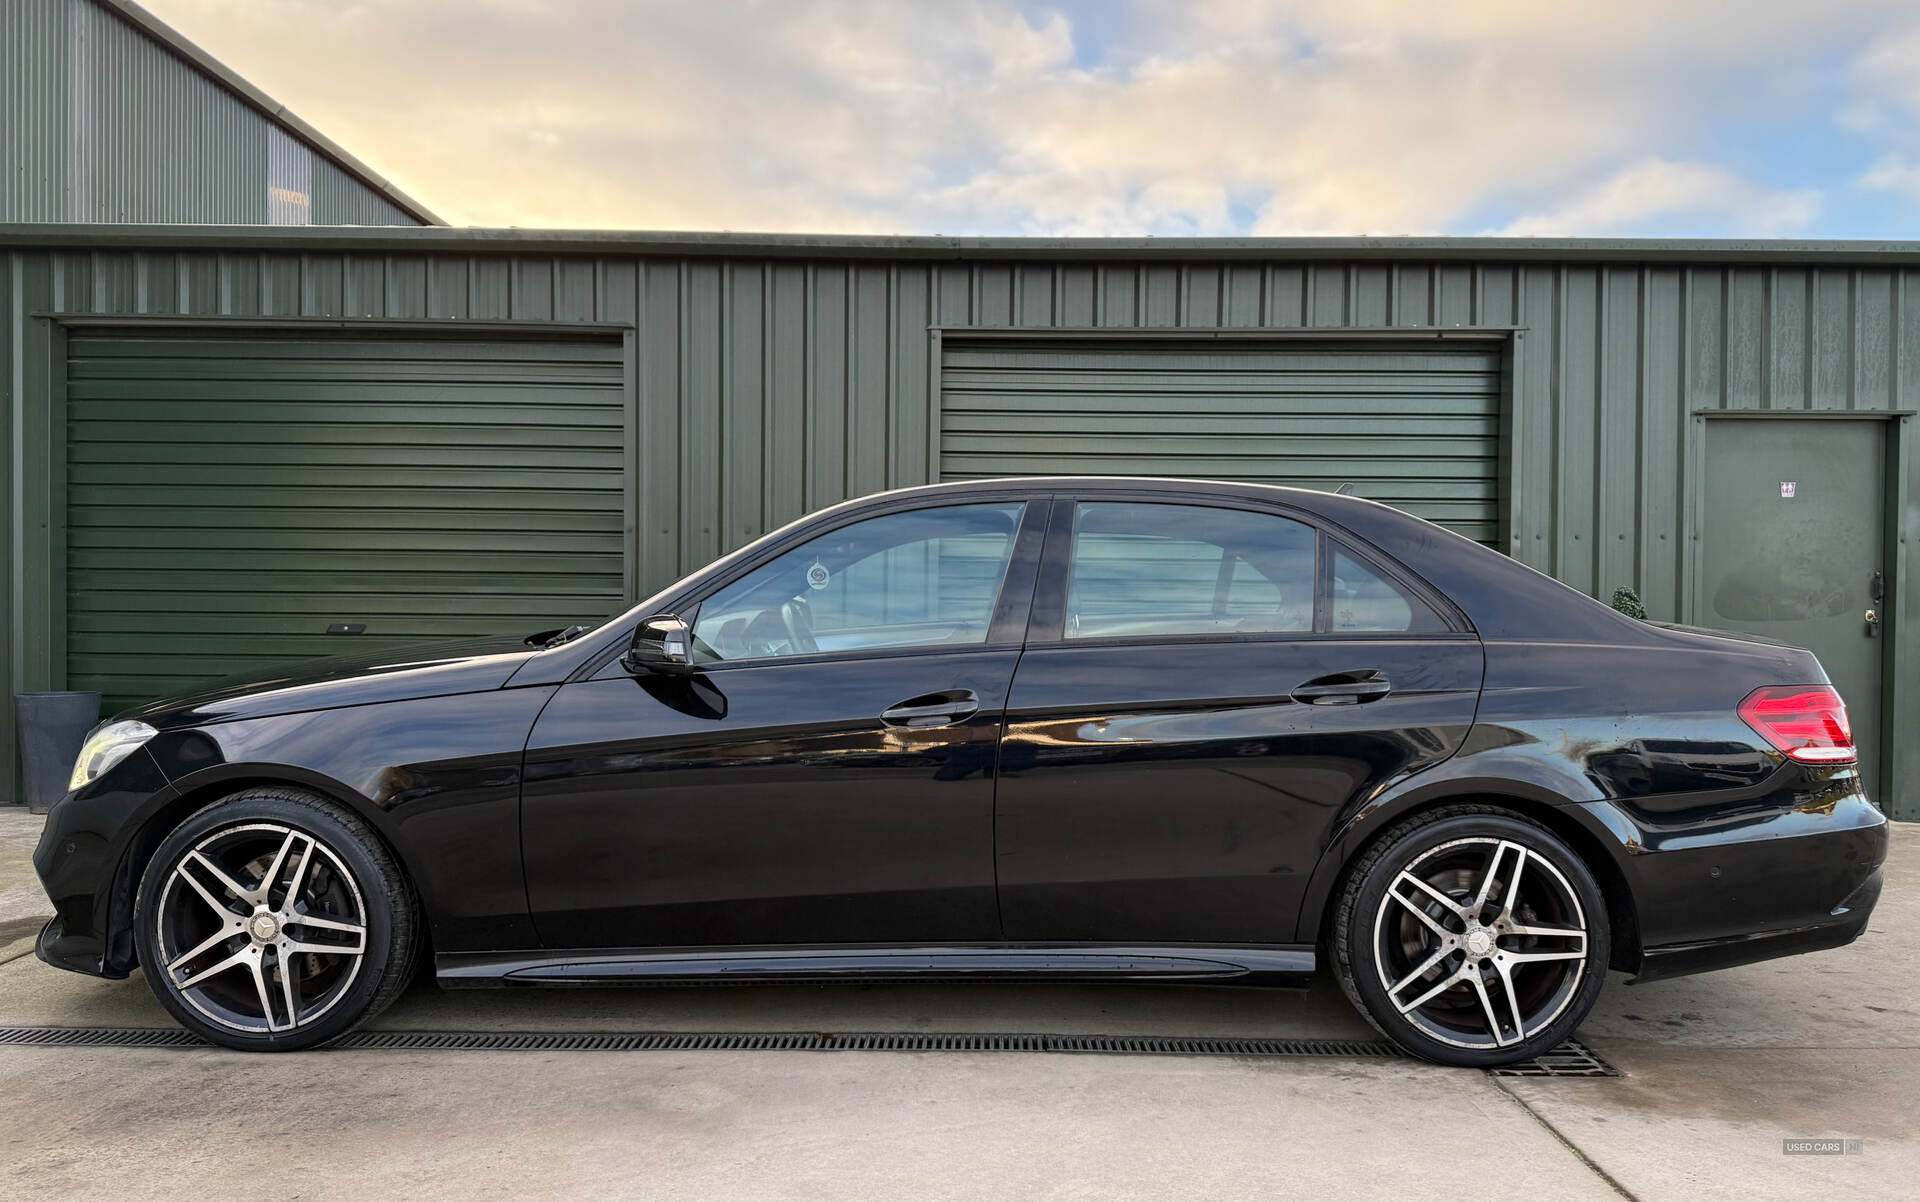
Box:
[623,613,695,675]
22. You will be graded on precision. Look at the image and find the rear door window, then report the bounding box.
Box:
[1064,502,1317,639]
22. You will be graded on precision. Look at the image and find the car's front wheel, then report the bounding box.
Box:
[1332,805,1610,1067]
[134,788,417,1051]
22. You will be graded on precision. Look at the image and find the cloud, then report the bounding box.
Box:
[1860,152,1920,201]
[1848,24,1920,125]
[1495,159,1821,237]
[135,0,1904,235]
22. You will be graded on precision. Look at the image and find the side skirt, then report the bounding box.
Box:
[436,944,1318,989]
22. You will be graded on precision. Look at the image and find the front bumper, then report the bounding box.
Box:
[1590,780,1890,983]
[32,745,176,980]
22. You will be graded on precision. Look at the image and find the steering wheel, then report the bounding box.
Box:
[780,598,819,655]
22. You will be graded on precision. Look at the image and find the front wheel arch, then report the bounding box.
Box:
[132,785,419,1049]
[106,769,430,976]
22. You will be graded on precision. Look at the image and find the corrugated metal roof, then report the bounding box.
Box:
[87,0,443,225]
[6,224,1920,262]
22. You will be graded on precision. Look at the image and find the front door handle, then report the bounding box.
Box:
[1291,671,1392,706]
[881,690,981,728]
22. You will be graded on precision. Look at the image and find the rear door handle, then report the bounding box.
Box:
[1291,671,1392,706]
[881,690,981,728]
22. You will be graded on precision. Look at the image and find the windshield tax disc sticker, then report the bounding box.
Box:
[806,561,830,590]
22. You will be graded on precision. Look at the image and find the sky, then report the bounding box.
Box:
[137,0,1920,237]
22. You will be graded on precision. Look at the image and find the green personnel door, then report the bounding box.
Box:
[938,339,1503,543]
[65,327,627,713]
[1699,417,1890,801]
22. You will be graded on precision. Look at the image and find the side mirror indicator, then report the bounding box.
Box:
[623,614,695,675]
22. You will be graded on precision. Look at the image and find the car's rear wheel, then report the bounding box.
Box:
[134,788,416,1051]
[1332,805,1610,1067]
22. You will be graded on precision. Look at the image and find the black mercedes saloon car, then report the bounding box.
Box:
[35,477,1888,1065]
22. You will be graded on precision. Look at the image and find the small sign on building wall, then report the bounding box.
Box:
[1781,481,1797,499]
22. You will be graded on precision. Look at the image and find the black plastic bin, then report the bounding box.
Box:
[15,691,101,814]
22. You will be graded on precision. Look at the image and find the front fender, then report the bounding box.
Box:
[36,685,556,978]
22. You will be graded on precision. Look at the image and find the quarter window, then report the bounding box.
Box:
[1064,502,1316,639]
[691,503,1026,663]
[1330,547,1447,633]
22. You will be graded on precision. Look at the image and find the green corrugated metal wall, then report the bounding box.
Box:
[939,339,1503,542]
[0,243,1914,816]
[1,0,425,225]
[64,327,626,711]
[311,158,420,228]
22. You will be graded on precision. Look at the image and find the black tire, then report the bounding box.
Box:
[133,787,417,1052]
[1331,804,1610,1068]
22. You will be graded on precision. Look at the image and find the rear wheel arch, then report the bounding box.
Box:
[1303,790,1641,974]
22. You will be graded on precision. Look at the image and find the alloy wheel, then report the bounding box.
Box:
[1370,836,1590,1051]
[154,821,369,1035]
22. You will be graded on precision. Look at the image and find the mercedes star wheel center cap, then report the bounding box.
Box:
[249,913,280,942]
[1464,927,1494,958]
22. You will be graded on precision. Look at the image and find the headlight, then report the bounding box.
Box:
[68,720,158,792]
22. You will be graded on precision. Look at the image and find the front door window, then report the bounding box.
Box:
[691,502,1027,663]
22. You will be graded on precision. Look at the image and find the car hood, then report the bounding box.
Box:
[122,635,541,729]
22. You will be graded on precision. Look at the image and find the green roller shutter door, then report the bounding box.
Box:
[66,328,626,712]
[940,340,1502,542]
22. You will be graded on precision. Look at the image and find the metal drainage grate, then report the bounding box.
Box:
[0,1025,1614,1074]
[0,1026,203,1049]
[0,1026,1400,1057]
[1485,1039,1622,1078]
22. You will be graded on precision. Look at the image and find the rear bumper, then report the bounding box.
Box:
[1632,865,1881,982]
[1588,782,1890,983]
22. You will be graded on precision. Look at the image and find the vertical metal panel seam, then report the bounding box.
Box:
[1676,267,1693,609]
[886,263,899,490]
[1634,266,1651,594]
[1593,268,1608,588]
[802,262,815,508]
[841,264,853,498]
[676,260,691,568]
[1552,266,1568,578]
[1762,267,1776,410]
[1804,268,1814,409]
[760,260,775,529]
[925,276,940,483]
[1850,269,1862,410]
[717,262,730,546]
[1896,270,1907,411]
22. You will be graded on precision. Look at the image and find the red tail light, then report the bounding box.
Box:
[1738,685,1855,764]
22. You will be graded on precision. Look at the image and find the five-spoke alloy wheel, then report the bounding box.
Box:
[135,789,416,1051]
[1333,806,1610,1067]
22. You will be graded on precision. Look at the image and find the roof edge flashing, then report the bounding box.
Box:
[6,225,1920,263]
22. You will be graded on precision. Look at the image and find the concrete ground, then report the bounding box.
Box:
[0,809,1910,1201]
